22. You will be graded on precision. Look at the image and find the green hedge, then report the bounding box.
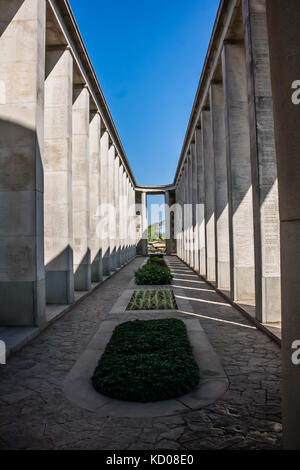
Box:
[135,264,172,285]
[146,256,167,267]
[92,318,200,402]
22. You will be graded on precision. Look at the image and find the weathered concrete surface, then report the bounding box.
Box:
[99,131,110,276]
[266,0,300,449]
[201,110,216,284]
[0,257,281,449]
[242,0,281,324]
[72,86,91,291]
[89,112,102,283]
[44,48,74,305]
[195,127,206,278]
[210,83,230,292]
[0,0,46,326]
[114,155,121,268]
[108,145,116,271]
[222,43,255,303]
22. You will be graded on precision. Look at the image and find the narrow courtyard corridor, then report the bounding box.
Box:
[0,257,281,450]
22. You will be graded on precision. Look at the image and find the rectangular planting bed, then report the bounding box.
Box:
[127,289,177,310]
[91,318,199,402]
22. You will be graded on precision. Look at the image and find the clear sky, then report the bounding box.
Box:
[69,0,219,189]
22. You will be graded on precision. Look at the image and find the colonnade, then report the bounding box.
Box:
[0,0,136,327]
[1,0,300,449]
[174,0,281,326]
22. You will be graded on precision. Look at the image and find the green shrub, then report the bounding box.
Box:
[146,256,167,267]
[135,264,172,285]
[92,318,200,402]
[127,289,177,310]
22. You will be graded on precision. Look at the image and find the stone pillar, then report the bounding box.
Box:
[242,0,281,323]
[44,47,74,304]
[195,127,206,277]
[165,191,172,255]
[266,0,300,449]
[0,0,46,325]
[114,154,121,269]
[123,172,128,261]
[222,43,255,302]
[187,152,194,267]
[178,178,184,260]
[124,174,129,261]
[182,164,188,263]
[174,184,180,258]
[89,111,102,282]
[201,110,216,283]
[72,85,91,291]
[128,181,132,260]
[127,177,132,260]
[100,130,110,275]
[132,186,136,257]
[130,184,136,258]
[119,165,125,265]
[108,144,116,271]
[210,82,230,292]
[141,191,148,256]
[191,140,199,272]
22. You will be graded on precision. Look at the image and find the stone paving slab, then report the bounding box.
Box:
[63,318,228,417]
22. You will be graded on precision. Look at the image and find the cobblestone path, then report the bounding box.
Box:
[0,256,281,450]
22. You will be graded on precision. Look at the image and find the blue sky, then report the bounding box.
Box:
[69,0,219,222]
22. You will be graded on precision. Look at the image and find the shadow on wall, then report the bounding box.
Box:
[0,0,25,38]
[0,117,44,327]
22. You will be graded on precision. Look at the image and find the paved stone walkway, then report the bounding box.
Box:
[0,257,281,450]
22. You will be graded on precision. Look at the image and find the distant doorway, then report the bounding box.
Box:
[147,195,166,254]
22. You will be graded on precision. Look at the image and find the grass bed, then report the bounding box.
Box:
[127,289,177,310]
[92,318,200,402]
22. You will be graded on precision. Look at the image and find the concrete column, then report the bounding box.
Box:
[119,165,125,265]
[266,0,300,449]
[182,165,188,263]
[130,184,136,258]
[89,111,102,282]
[141,191,148,256]
[210,83,230,292]
[242,0,281,323]
[126,176,131,261]
[191,141,199,272]
[165,191,171,255]
[72,85,91,291]
[133,188,137,257]
[128,181,132,260]
[195,127,206,276]
[178,178,184,260]
[114,154,121,268]
[0,0,46,325]
[175,180,182,259]
[108,144,116,271]
[187,152,194,267]
[122,171,128,261]
[100,130,110,275]
[44,48,74,304]
[201,110,216,283]
[222,43,255,302]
